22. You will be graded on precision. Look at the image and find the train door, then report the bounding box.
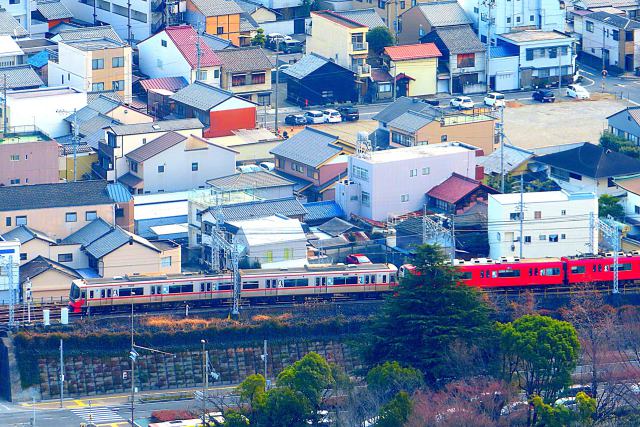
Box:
[314,276,327,294]
[149,284,164,304]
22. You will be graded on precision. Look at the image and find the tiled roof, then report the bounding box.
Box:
[106,182,133,203]
[56,25,123,43]
[387,110,435,133]
[62,218,112,246]
[0,180,115,212]
[0,9,28,37]
[372,96,435,124]
[87,90,122,103]
[170,81,234,111]
[334,8,385,28]
[207,170,293,190]
[536,142,640,178]
[479,144,533,175]
[312,10,367,28]
[108,118,203,136]
[58,142,94,155]
[216,197,308,221]
[415,1,472,27]
[164,26,221,68]
[585,11,640,30]
[139,77,188,92]
[427,173,483,204]
[27,50,49,68]
[214,47,273,73]
[498,30,571,43]
[85,226,159,259]
[2,226,55,244]
[0,65,44,89]
[240,15,258,32]
[282,53,352,80]
[302,201,344,224]
[270,127,342,168]
[126,131,187,162]
[36,0,73,20]
[490,44,519,58]
[202,33,233,50]
[317,217,357,237]
[370,68,393,82]
[118,173,143,187]
[190,0,244,16]
[423,25,486,54]
[19,256,80,284]
[384,43,441,61]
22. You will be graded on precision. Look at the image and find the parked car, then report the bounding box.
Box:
[266,33,290,50]
[285,114,307,126]
[346,254,372,264]
[566,84,590,99]
[532,89,556,103]
[338,106,359,121]
[322,109,342,123]
[304,110,325,124]
[279,39,304,54]
[259,162,275,171]
[484,92,506,108]
[237,164,262,173]
[449,96,474,110]
[424,98,440,106]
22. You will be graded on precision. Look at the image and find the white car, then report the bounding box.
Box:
[449,96,475,110]
[259,161,275,171]
[304,110,325,124]
[484,92,506,108]
[322,109,342,123]
[566,84,590,99]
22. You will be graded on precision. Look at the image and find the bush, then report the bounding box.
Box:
[151,409,198,422]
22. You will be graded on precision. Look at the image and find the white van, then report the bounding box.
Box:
[304,110,324,124]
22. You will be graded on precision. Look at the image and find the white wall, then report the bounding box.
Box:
[138,32,193,81]
[488,56,519,91]
[581,18,623,67]
[0,239,20,302]
[48,44,89,92]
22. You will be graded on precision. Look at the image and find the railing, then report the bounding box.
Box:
[351,42,368,52]
[46,48,58,63]
[351,64,371,76]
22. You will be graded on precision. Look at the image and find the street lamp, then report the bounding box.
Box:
[201,339,207,427]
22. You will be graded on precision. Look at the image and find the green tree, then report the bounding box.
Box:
[498,315,580,403]
[254,387,311,427]
[600,131,640,157]
[367,26,394,55]
[598,194,624,220]
[532,395,573,427]
[366,361,423,401]
[575,391,596,425]
[365,244,494,384]
[376,391,412,427]
[223,411,250,427]
[237,373,266,415]
[252,28,266,46]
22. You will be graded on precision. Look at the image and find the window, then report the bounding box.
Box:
[265,250,273,263]
[540,268,560,276]
[92,58,104,70]
[9,0,19,4]
[569,172,582,181]
[58,253,73,263]
[550,167,569,182]
[608,177,616,187]
[549,234,559,242]
[284,248,292,260]
[561,210,566,215]
[161,39,167,47]
[352,165,369,181]
[457,53,475,68]
[257,93,271,106]
[441,135,447,142]
[474,6,479,13]
[10,178,20,185]
[526,49,534,61]
[85,211,97,221]
[391,131,415,147]
[91,82,104,91]
[379,82,392,93]
[571,266,586,274]
[409,168,418,177]
[291,162,304,173]
[16,216,26,226]
[217,26,224,35]
[112,56,125,67]
[497,269,521,278]
[158,165,165,173]
[636,205,640,214]
[613,30,620,41]
[232,74,246,86]
[586,21,594,32]
[549,47,557,58]
[362,191,371,207]
[400,0,405,8]
[112,80,125,91]
[197,70,208,80]
[530,14,534,21]
[496,232,501,241]
[534,211,542,219]
[378,0,385,7]
[65,212,77,222]
[510,212,521,221]
[192,162,198,171]
[524,236,532,243]
[400,194,409,202]
[627,31,634,41]
[507,17,511,23]
[130,161,138,173]
[20,253,26,261]
[539,234,546,240]
[251,72,266,84]
[516,16,521,23]
[10,154,19,161]
[561,234,566,240]
[161,256,172,267]
[5,217,10,227]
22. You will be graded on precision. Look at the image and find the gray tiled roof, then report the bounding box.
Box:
[218,197,308,221]
[190,0,243,16]
[415,1,472,27]
[19,256,80,283]
[207,170,293,190]
[479,144,533,175]
[56,25,123,43]
[36,0,73,20]
[2,226,55,244]
[0,180,115,212]
[317,217,357,237]
[335,8,385,28]
[171,82,234,111]
[126,131,187,162]
[372,96,435,124]
[240,14,258,32]
[387,110,435,133]
[215,47,273,73]
[270,127,342,168]
[62,218,112,246]
[425,25,486,54]
[586,11,640,30]
[84,227,131,259]
[0,9,28,37]
[0,65,44,89]
[302,201,344,224]
[202,33,233,50]
[108,118,203,136]
[282,53,352,80]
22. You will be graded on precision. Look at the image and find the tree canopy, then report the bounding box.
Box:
[276,352,334,413]
[251,28,266,46]
[600,131,640,159]
[598,194,624,221]
[254,387,310,427]
[375,391,412,427]
[366,361,424,401]
[367,26,394,55]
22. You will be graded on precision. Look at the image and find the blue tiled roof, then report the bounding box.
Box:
[491,44,519,58]
[62,218,112,246]
[106,183,134,202]
[28,50,49,68]
[303,201,344,223]
[270,127,342,168]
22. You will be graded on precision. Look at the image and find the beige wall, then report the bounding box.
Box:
[107,106,154,124]
[397,7,431,45]
[17,238,51,265]
[391,57,438,96]
[416,119,496,154]
[251,8,277,23]
[17,240,85,270]
[0,204,115,240]
[100,242,181,277]
[29,269,75,301]
[89,46,133,103]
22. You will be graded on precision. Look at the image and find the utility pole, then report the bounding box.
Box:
[519,173,524,258]
[2,255,16,329]
[127,0,132,46]
[129,303,136,427]
[201,339,207,427]
[499,106,505,193]
[25,278,32,324]
[59,339,64,409]
[93,0,97,25]
[394,0,399,44]
[558,45,563,90]
[602,28,607,92]
[274,49,280,134]
[195,22,202,83]
[72,109,78,181]
[262,340,268,386]
[3,74,8,135]
[483,0,494,93]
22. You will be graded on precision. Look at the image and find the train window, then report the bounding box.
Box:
[480,271,484,278]
[592,265,596,272]
[107,289,112,297]
[80,290,86,299]
[132,288,144,296]
[242,281,259,289]
[371,275,376,284]
[181,285,193,293]
[598,264,602,272]
[615,263,633,271]
[100,289,106,298]
[200,283,205,292]
[119,289,131,297]
[390,274,396,283]
[460,272,472,280]
[534,268,538,276]
[497,270,521,278]
[381,275,386,283]
[218,282,232,291]
[528,269,532,276]
[283,278,308,287]
[334,276,358,285]
[540,268,561,276]
[359,276,366,284]
[491,271,498,278]
[571,266,586,274]
[88,290,94,299]
[169,285,181,294]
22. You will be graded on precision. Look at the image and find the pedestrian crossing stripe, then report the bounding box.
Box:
[70,406,125,423]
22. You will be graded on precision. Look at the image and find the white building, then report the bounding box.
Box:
[580,11,640,73]
[488,191,598,259]
[460,0,565,44]
[336,141,482,222]
[0,235,20,303]
[229,215,308,268]
[1,0,31,35]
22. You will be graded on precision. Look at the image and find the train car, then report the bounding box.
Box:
[457,257,565,288]
[68,263,398,313]
[563,253,640,285]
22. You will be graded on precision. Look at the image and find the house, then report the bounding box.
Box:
[271,127,355,201]
[573,0,640,18]
[283,53,357,106]
[209,128,282,164]
[421,25,487,94]
[479,143,534,177]
[214,46,273,106]
[350,0,426,39]
[0,64,44,90]
[60,0,163,42]
[47,26,133,103]
[171,81,257,138]
[33,0,72,30]
[119,131,238,194]
[19,255,81,301]
[535,142,640,196]
[235,0,280,24]
[139,77,189,118]
[368,68,394,102]
[1,225,57,264]
[1,0,31,35]
[0,180,133,239]
[397,1,473,45]
[186,0,255,47]
[302,200,345,226]
[0,35,24,67]
[0,128,59,186]
[497,30,576,89]
[607,106,640,143]
[336,141,484,222]
[487,44,521,91]
[426,173,498,214]
[460,0,566,43]
[580,12,640,73]
[207,170,295,200]
[0,235,20,303]
[488,191,598,259]
[228,215,307,268]
[137,25,222,87]
[96,118,204,182]
[382,43,441,97]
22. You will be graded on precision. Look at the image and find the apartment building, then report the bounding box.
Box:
[214,46,273,106]
[580,11,640,73]
[186,0,255,46]
[0,128,59,186]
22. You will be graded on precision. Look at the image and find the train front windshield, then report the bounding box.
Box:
[70,283,81,301]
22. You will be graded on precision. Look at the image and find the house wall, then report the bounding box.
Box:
[488,55,520,91]
[99,241,178,277]
[208,107,257,138]
[107,106,154,124]
[506,37,575,88]
[0,140,60,186]
[307,13,367,71]
[89,46,133,103]
[60,152,97,182]
[29,269,76,301]
[48,43,88,90]
[424,118,495,154]
[16,238,51,265]
[49,244,88,270]
[318,160,348,186]
[545,166,625,196]
[235,232,307,265]
[0,239,20,301]
[609,109,640,142]
[397,8,431,45]
[392,57,438,96]
[220,70,272,104]
[0,205,116,240]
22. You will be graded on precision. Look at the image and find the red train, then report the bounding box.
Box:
[400,252,640,288]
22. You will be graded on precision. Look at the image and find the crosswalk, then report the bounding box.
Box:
[69,406,126,424]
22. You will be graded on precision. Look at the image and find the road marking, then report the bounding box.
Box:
[70,407,125,424]
[73,399,87,407]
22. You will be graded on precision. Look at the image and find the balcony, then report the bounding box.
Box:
[351,64,371,77]
[351,41,368,53]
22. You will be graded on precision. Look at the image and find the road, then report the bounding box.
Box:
[578,63,640,106]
